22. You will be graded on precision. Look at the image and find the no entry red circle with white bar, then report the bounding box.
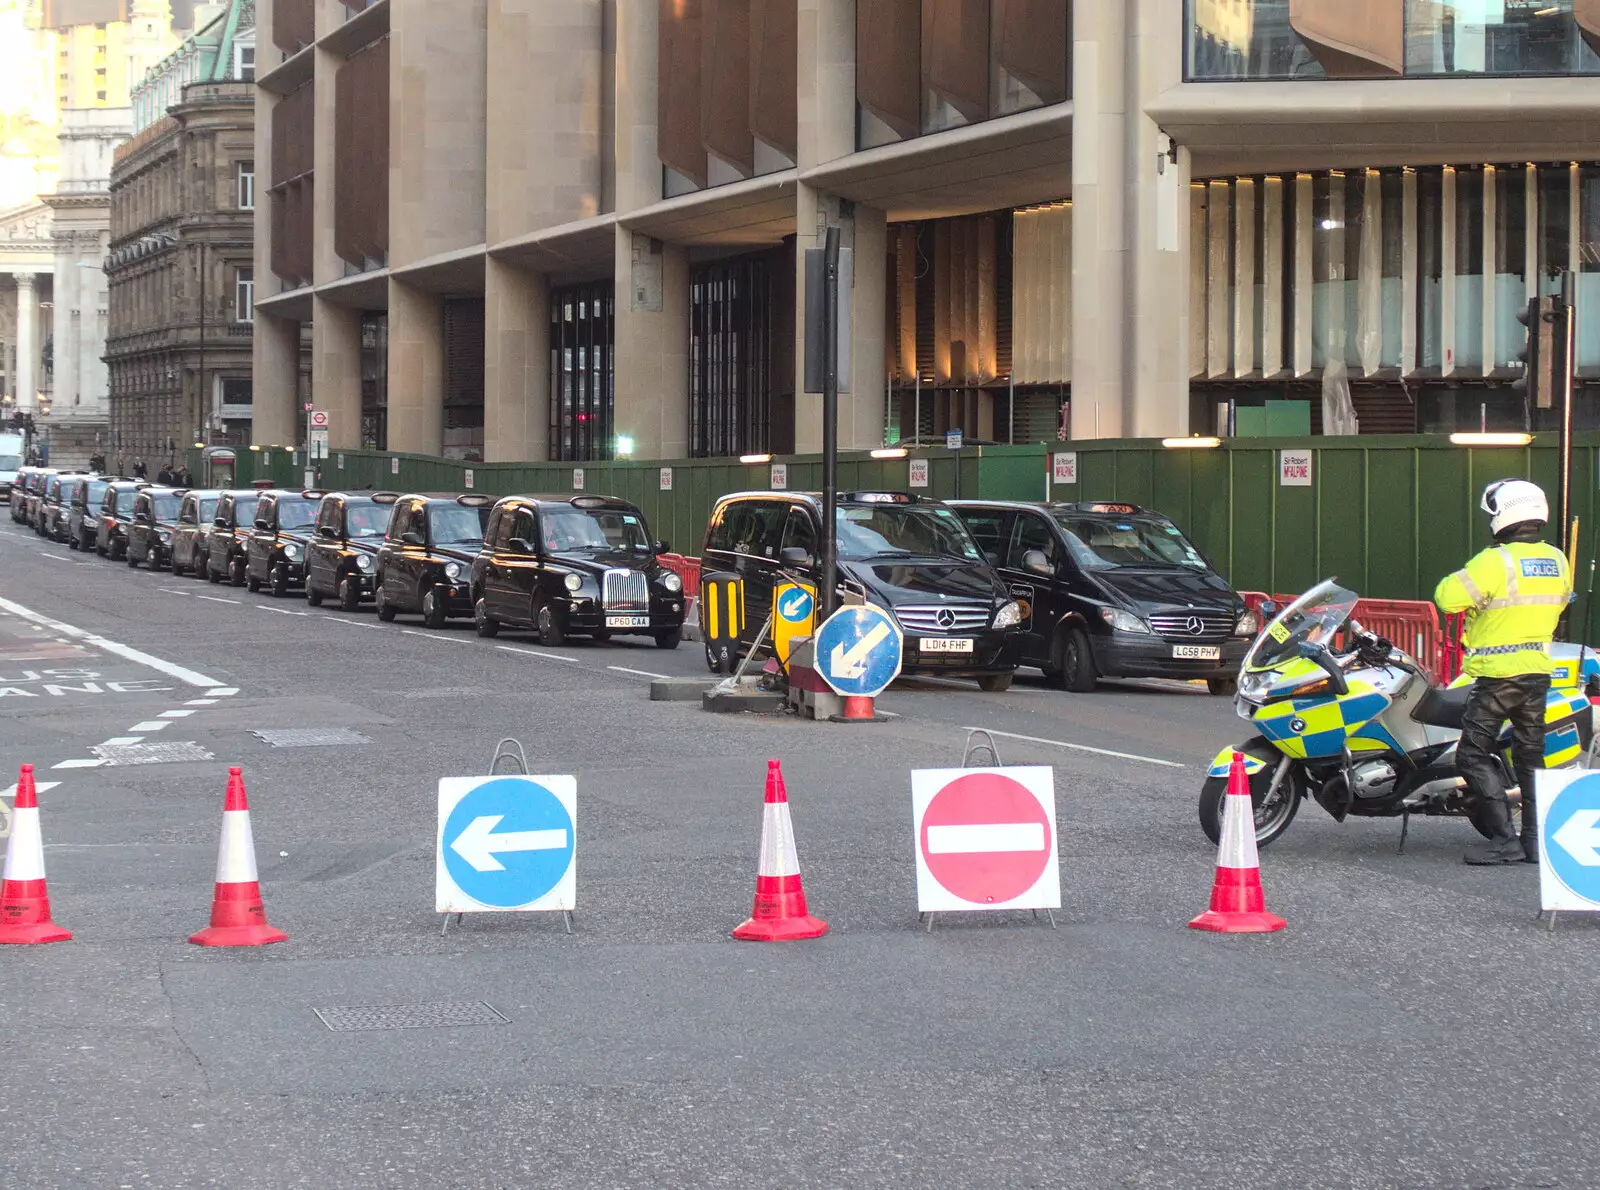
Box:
[911,766,1060,913]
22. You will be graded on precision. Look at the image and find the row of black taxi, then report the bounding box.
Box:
[14,460,1259,692]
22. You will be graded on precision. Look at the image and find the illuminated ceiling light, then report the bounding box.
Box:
[740,453,772,464]
[1162,436,1223,449]
[871,448,908,459]
[1319,219,1343,230]
[1449,432,1533,447]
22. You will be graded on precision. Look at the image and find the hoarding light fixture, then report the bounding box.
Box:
[1449,432,1533,446]
[740,453,772,464]
[1161,437,1222,449]
[871,448,908,459]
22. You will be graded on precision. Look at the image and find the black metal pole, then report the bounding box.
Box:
[1559,269,1576,555]
[198,242,207,458]
[820,225,841,621]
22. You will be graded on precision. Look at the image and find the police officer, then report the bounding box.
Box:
[1434,480,1572,865]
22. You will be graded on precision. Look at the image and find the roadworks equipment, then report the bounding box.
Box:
[1189,751,1287,934]
[732,759,829,941]
[0,764,71,944]
[190,767,288,947]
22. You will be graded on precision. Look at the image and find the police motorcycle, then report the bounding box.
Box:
[1198,579,1597,848]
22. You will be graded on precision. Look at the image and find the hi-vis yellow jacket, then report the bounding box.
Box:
[1434,541,1572,678]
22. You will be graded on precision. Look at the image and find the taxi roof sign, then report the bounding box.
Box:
[456,493,493,506]
[843,491,923,504]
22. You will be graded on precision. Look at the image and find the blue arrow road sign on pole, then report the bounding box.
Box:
[437,775,577,912]
[814,603,903,697]
[777,586,814,624]
[1540,772,1600,910]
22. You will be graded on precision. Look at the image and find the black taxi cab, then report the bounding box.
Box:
[305,490,399,611]
[125,486,187,570]
[68,475,112,551]
[10,466,38,522]
[206,489,263,585]
[374,494,493,626]
[699,490,1024,691]
[246,489,322,596]
[948,499,1255,694]
[42,474,85,542]
[170,489,223,577]
[25,467,59,530]
[469,494,686,647]
[96,480,149,559]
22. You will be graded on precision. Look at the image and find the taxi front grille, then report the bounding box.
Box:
[1149,612,1234,642]
[893,603,991,634]
[603,569,648,611]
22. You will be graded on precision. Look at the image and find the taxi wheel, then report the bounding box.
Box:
[422,589,447,629]
[269,566,289,598]
[207,564,221,584]
[246,572,261,593]
[375,581,396,622]
[127,552,140,568]
[1056,626,1098,693]
[474,597,500,638]
[977,672,1013,693]
[230,558,247,587]
[536,603,566,647]
[655,629,681,650]
[307,583,324,607]
[1208,677,1238,696]
[338,576,361,612]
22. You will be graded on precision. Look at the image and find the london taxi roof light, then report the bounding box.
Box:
[370,491,401,504]
[299,489,328,500]
[455,493,494,507]
[843,491,923,504]
[569,494,619,509]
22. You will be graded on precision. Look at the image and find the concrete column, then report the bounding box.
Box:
[251,310,300,445]
[483,257,550,462]
[14,272,36,412]
[386,278,444,454]
[792,185,887,453]
[797,0,855,170]
[612,226,687,459]
[311,297,363,450]
[313,46,342,286]
[611,0,661,215]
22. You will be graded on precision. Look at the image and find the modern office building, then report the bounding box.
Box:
[106,0,260,465]
[250,1,1600,465]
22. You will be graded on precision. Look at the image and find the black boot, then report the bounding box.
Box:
[1520,786,1539,864]
[1465,796,1524,866]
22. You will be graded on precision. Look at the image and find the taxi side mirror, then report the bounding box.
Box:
[654,539,670,554]
[213,515,229,529]
[317,525,337,539]
[254,518,271,531]
[508,537,534,555]
[1022,549,1053,577]
[401,530,424,547]
[779,545,813,569]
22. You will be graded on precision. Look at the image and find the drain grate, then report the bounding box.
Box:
[312,1001,509,1032]
[91,741,214,765]
[251,728,372,748]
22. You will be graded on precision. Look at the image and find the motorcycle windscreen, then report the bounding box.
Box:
[1243,579,1359,674]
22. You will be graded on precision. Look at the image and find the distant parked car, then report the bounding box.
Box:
[170,489,223,577]
[206,489,262,586]
[246,489,323,597]
[305,490,399,611]
[126,486,186,571]
[95,480,148,559]
[373,494,494,627]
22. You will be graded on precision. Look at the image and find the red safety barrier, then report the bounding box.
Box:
[1240,589,1464,682]
[656,553,701,599]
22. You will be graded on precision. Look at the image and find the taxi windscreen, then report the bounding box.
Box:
[835,505,983,562]
[428,504,491,545]
[273,498,318,530]
[542,507,650,552]
[151,493,181,520]
[1052,514,1208,570]
[345,504,390,538]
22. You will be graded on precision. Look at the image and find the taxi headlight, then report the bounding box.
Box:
[660,570,683,593]
[156,528,171,542]
[564,572,582,593]
[1234,610,1259,637]
[993,600,1024,629]
[444,561,462,580]
[283,543,302,561]
[355,553,374,572]
[1100,607,1150,634]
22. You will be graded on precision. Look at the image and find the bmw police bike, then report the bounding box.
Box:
[1199,580,1597,848]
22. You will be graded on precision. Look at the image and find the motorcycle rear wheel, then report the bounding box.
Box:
[1199,741,1301,848]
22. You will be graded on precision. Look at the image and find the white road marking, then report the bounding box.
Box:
[53,758,106,769]
[0,781,60,799]
[100,736,145,746]
[0,594,223,688]
[195,595,240,605]
[258,605,310,616]
[957,726,1186,769]
[37,552,85,564]
[327,618,383,629]
[402,629,473,645]
[210,688,239,696]
[157,587,192,596]
[184,698,217,706]
[158,709,195,718]
[927,823,1047,853]
[128,720,171,732]
[608,665,669,679]
[496,645,580,663]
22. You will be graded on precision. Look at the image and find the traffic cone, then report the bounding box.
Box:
[189,767,287,947]
[0,764,71,944]
[732,759,829,941]
[1189,751,1286,934]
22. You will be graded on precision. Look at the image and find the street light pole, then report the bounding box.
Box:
[820,225,840,622]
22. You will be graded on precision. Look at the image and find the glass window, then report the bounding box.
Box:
[237,162,254,210]
[1053,515,1209,570]
[779,507,818,557]
[152,493,180,520]
[197,498,218,523]
[541,507,650,552]
[428,503,490,546]
[835,505,983,562]
[233,494,260,524]
[511,509,537,546]
[959,509,1010,565]
[273,498,317,530]
[1007,514,1058,569]
[344,503,389,538]
[711,500,787,558]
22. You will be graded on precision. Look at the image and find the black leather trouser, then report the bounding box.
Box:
[1457,673,1550,841]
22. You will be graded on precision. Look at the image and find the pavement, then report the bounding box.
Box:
[1,512,1599,1187]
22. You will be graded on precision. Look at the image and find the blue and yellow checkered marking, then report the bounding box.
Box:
[1254,688,1391,760]
[1207,748,1270,778]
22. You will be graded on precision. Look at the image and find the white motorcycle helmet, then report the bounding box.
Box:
[1481,479,1549,536]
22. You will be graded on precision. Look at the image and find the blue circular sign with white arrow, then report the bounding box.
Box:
[777,586,814,624]
[814,603,903,698]
[1544,773,1600,907]
[439,776,576,910]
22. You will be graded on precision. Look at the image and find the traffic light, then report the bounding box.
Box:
[1513,296,1558,410]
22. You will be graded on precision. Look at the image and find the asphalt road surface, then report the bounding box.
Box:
[2,514,1599,1188]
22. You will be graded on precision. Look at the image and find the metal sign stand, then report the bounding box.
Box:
[441,738,573,936]
[920,729,1056,933]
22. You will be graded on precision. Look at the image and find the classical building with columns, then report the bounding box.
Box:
[249,1,1600,464]
[0,208,54,423]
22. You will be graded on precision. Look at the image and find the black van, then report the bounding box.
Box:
[948,500,1256,693]
[700,491,1024,692]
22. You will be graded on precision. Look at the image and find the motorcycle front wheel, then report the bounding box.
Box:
[1199,740,1302,848]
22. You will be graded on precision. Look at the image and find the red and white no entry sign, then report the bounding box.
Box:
[911,767,1060,913]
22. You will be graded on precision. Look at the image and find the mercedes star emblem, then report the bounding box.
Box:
[1185,616,1205,635]
[935,608,957,630]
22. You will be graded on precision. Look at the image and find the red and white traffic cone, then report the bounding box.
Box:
[1189,751,1286,934]
[0,764,71,944]
[732,759,829,942]
[189,767,287,947]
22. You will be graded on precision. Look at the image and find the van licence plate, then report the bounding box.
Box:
[1172,645,1220,660]
[606,614,650,628]
[921,637,973,653]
